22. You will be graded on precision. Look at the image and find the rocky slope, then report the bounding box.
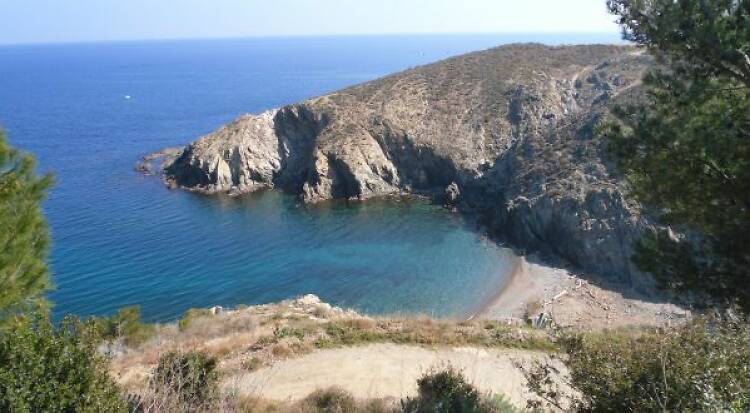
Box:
[162,44,655,285]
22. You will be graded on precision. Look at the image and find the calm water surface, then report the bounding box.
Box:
[0,34,618,321]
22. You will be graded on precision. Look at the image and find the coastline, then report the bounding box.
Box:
[474,256,565,322]
[478,256,692,330]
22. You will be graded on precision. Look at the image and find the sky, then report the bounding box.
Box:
[0,0,621,45]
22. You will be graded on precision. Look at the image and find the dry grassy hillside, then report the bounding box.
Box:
[111,295,568,410]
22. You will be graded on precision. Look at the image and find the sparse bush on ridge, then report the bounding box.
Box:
[149,350,221,411]
[274,324,308,341]
[401,366,481,413]
[300,386,358,413]
[91,305,156,347]
[179,307,214,331]
[130,350,223,412]
[401,367,521,413]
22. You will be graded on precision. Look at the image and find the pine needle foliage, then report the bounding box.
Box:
[601,0,750,310]
[0,130,53,320]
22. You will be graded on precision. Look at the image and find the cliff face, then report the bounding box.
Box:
[164,44,654,284]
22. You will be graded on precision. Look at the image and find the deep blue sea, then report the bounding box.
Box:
[0,34,619,322]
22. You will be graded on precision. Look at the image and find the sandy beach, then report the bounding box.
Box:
[479,256,692,330]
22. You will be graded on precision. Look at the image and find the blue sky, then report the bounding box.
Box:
[1,0,620,45]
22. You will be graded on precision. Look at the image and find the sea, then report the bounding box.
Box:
[0,33,620,322]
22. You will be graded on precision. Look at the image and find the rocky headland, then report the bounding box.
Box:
[154,43,656,287]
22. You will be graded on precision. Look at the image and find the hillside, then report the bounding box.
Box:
[158,43,654,285]
[110,295,569,410]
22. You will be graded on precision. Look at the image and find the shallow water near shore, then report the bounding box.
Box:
[0,34,618,321]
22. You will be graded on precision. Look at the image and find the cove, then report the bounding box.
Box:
[60,188,517,321]
[0,35,616,322]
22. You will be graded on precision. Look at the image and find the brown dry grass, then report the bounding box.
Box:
[236,391,396,413]
[110,296,556,394]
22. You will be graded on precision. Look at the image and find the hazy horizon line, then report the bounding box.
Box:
[0,30,624,47]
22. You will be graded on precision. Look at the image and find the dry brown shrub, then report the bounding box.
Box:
[270,343,294,359]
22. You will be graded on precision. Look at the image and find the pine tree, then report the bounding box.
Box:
[602,0,750,309]
[0,130,53,319]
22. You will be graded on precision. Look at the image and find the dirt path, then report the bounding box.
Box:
[225,343,562,408]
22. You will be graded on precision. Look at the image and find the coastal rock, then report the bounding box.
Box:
[161,44,655,284]
[136,147,182,175]
[444,182,461,205]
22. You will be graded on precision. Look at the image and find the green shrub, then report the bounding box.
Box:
[151,350,219,410]
[92,305,155,346]
[401,367,494,413]
[309,318,556,352]
[524,319,750,411]
[482,395,523,413]
[0,314,127,412]
[313,320,386,348]
[253,335,278,347]
[274,325,307,340]
[178,307,213,331]
[300,386,357,413]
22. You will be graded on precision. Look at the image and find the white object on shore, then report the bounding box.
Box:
[552,290,568,301]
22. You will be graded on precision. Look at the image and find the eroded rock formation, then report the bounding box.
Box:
[162,44,655,284]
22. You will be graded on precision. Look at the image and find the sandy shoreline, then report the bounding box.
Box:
[478,256,692,330]
[474,256,568,321]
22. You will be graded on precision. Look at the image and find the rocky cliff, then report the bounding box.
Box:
[163,44,655,284]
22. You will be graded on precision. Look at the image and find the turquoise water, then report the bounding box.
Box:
[0,34,618,321]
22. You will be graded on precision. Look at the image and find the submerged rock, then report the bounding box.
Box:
[160,44,655,285]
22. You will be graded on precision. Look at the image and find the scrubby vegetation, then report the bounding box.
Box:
[0,314,127,412]
[92,305,156,347]
[522,317,750,412]
[109,297,559,408]
[1,1,750,411]
[401,367,519,413]
[312,318,557,352]
[298,387,359,412]
[238,387,386,413]
[129,350,222,412]
[237,368,520,413]
[179,308,214,331]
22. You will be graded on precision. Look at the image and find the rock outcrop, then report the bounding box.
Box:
[162,44,655,284]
